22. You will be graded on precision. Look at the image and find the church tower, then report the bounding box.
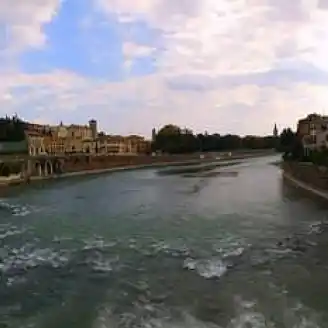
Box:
[273,123,278,138]
[89,119,98,140]
[151,128,156,142]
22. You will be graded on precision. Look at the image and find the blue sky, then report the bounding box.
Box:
[1,0,328,136]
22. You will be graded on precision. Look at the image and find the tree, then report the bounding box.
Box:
[0,115,26,142]
[278,128,295,152]
[278,127,306,161]
[153,125,183,154]
[152,124,277,154]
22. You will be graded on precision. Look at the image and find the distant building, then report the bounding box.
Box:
[297,114,328,138]
[273,123,278,138]
[23,119,150,156]
[97,134,151,155]
[98,135,125,154]
[152,128,156,142]
[297,114,328,152]
[89,119,98,140]
[25,130,47,156]
[25,122,51,135]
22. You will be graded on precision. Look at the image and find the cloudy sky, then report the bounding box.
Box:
[1,0,328,137]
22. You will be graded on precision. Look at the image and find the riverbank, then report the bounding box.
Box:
[283,171,328,201]
[0,150,276,187]
[282,161,328,201]
[29,159,206,181]
[29,151,275,181]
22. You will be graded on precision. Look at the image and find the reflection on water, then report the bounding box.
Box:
[1,155,328,327]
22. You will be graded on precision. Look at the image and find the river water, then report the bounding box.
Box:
[1,155,328,327]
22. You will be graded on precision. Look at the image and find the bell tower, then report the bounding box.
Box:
[89,119,98,140]
[273,123,278,138]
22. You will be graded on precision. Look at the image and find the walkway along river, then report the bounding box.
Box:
[1,155,328,327]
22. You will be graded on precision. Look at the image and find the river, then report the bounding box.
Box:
[1,155,328,327]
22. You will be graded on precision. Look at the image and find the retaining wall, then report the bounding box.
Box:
[282,161,328,191]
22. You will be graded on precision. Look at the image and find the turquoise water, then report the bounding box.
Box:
[1,155,328,327]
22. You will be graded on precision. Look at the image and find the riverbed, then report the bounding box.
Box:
[1,155,328,327]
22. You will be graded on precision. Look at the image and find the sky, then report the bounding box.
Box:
[1,0,328,137]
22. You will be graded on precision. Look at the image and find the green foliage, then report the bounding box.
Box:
[279,126,328,166]
[278,127,307,162]
[152,124,277,154]
[306,149,328,166]
[0,115,27,142]
[277,128,295,153]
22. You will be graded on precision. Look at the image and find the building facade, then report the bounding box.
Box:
[25,130,47,156]
[23,119,150,156]
[298,114,328,153]
[297,114,328,138]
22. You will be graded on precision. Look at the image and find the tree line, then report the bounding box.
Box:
[0,117,300,156]
[0,115,27,142]
[151,124,282,154]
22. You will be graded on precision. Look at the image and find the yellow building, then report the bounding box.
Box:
[83,139,99,153]
[43,135,65,155]
[96,135,150,155]
[26,130,47,156]
[98,135,124,154]
[125,135,151,154]
[46,120,98,154]
[24,119,152,156]
[137,139,151,154]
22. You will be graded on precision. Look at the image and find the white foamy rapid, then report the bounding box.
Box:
[227,296,322,328]
[0,226,27,240]
[183,258,227,279]
[0,246,70,277]
[82,236,117,250]
[0,199,41,217]
[93,305,223,328]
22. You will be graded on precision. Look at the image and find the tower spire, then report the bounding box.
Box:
[273,123,278,138]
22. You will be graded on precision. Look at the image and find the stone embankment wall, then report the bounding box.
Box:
[282,161,328,191]
[62,154,200,173]
[0,149,275,186]
[55,150,275,175]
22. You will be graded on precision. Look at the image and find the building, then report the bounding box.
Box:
[297,114,328,139]
[96,135,150,155]
[23,119,151,156]
[302,128,328,152]
[40,120,98,155]
[297,114,328,154]
[125,135,151,154]
[43,135,65,155]
[25,130,47,156]
[25,122,51,135]
[89,119,98,140]
[50,121,94,141]
[98,135,125,154]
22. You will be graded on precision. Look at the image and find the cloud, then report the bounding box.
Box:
[1,0,328,137]
[96,0,328,76]
[122,41,154,70]
[0,0,61,56]
[90,0,328,134]
[0,68,325,137]
[123,42,154,58]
